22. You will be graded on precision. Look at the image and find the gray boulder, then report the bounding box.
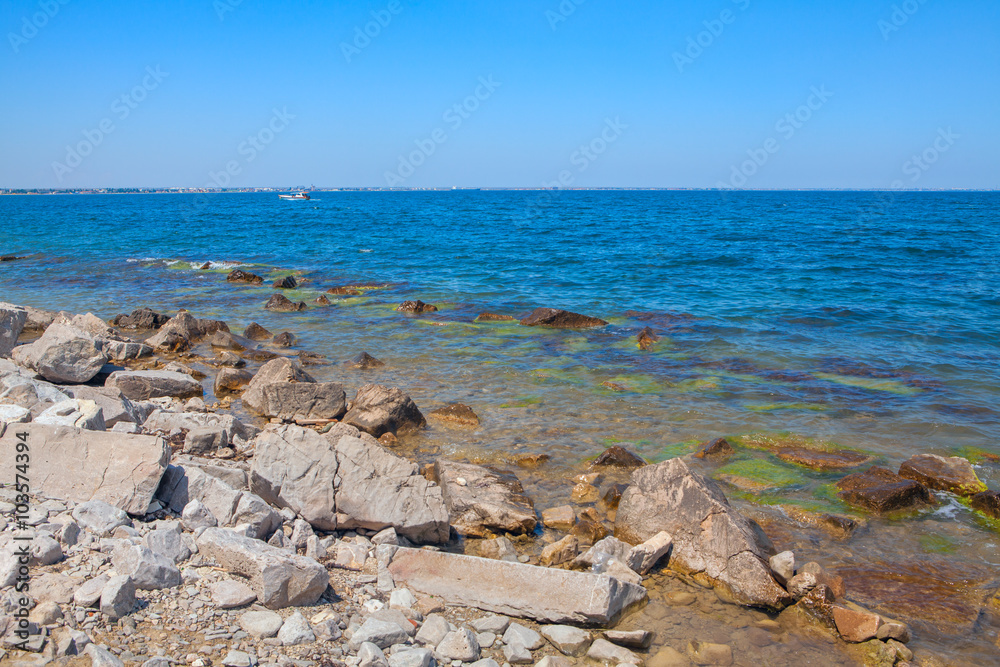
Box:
[342,383,426,437]
[614,457,790,610]
[181,499,218,531]
[156,464,278,539]
[106,370,203,401]
[277,611,315,646]
[196,527,329,608]
[61,385,142,427]
[35,398,105,430]
[100,575,136,620]
[435,460,536,537]
[0,302,27,357]
[11,322,108,383]
[73,499,133,536]
[240,609,284,638]
[56,312,152,361]
[0,425,169,515]
[144,522,192,564]
[241,357,314,414]
[255,381,347,421]
[144,311,229,352]
[437,628,480,662]
[348,617,409,651]
[112,543,183,589]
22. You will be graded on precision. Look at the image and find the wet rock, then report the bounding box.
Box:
[541,625,591,655]
[876,622,910,643]
[272,331,295,347]
[196,527,329,608]
[106,370,203,400]
[636,326,659,350]
[437,628,481,661]
[11,322,107,383]
[786,572,817,600]
[387,547,647,624]
[2,425,169,515]
[343,383,426,437]
[111,307,170,330]
[265,293,307,312]
[111,543,182,589]
[272,275,297,289]
[540,534,578,566]
[693,438,734,462]
[349,351,385,369]
[214,368,253,396]
[476,312,516,322]
[604,629,653,649]
[897,454,987,496]
[519,308,608,328]
[587,638,642,665]
[428,402,480,427]
[602,484,628,510]
[571,517,610,544]
[970,490,1000,519]
[396,300,438,314]
[435,460,537,537]
[313,295,331,305]
[832,607,881,643]
[686,640,732,666]
[769,551,795,586]
[626,530,673,575]
[835,466,933,513]
[228,269,264,285]
[591,445,646,469]
[541,505,576,532]
[0,302,27,357]
[647,647,691,667]
[614,458,790,610]
[240,609,284,638]
[326,285,364,296]
[211,579,257,608]
[773,446,873,471]
[571,482,600,504]
[208,330,248,350]
[243,322,273,340]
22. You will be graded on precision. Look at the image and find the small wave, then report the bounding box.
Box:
[359,249,373,253]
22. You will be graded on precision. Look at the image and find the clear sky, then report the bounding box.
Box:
[1,0,997,189]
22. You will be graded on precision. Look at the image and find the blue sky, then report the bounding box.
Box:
[1,0,997,189]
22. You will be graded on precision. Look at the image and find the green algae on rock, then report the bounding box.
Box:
[714,458,809,493]
[898,454,987,497]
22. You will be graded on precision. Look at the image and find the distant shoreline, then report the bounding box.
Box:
[2,187,997,196]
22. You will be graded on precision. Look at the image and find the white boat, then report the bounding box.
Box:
[279,191,311,200]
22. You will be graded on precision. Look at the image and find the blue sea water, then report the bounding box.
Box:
[2,190,1000,660]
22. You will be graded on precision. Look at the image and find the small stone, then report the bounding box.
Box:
[390,588,418,609]
[693,437,734,462]
[503,623,544,651]
[86,644,126,667]
[541,506,576,532]
[470,614,509,634]
[75,573,110,607]
[100,575,136,621]
[358,642,390,667]
[646,647,689,667]
[769,551,795,586]
[222,649,254,667]
[686,640,732,666]
[436,628,480,662]
[415,613,451,646]
[28,600,63,625]
[604,629,653,649]
[350,617,410,650]
[539,534,578,567]
[587,638,642,665]
[876,621,910,643]
[502,640,533,664]
[832,607,882,643]
[477,631,497,649]
[571,483,600,504]
[540,625,591,655]
[534,657,573,667]
[625,530,673,575]
[479,535,520,562]
[211,580,257,609]
[240,609,284,638]
[786,572,817,600]
[277,611,316,646]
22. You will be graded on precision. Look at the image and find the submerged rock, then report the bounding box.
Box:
[519,308,608,328]
[591,445,646,469]
[774,446,873,471]
[636,326,659,350]
[342,383,426,437]
[272,275,297,289]
[897,454,986,496]
[614,457,790,610]
[214,368,253,396]
[693,437,734,462]
[428,403,480,428]
[475,312,516,322]
[265,294,307,312]
[835,466,934,513]
[349,351,385,369]
[970,490,1000,519]
[272,331,296,347]
[397,300,438,314]
[434,460,537,537]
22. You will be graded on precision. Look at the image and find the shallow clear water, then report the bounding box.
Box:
[2,190,999,663]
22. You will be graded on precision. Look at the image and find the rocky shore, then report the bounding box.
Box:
[0,298,996,667]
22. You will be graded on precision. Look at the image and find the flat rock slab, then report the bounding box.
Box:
[835,466,933,513]
[197,527,328,609]
[434,460,537,537]
[898,454,986,496]
[773,446,873,471]
[428,403,480,428]
[106,370,203,400]
[0,423,168,515]
[386,547,646,625]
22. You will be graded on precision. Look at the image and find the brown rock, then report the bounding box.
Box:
[242,348,280,362]
[111,308,170,330]
[601,484,628,510]
[591,445,646,469]
[434,460,537,537]
[272,332,296,347]
[571,483,600,504]
[774,446,873,471]
[636,326,659,351]
[348,351,385,369]
[342,384,426,437]
[542,506,576,532]
[264,294,307,312]
[214,368,253,396]
[227,269,263,284]
[693,438,734,462]
[519,308,607,328]
[540,534,579,566]
[326,286,363,296]
[832,607,881,643]
[897,454,987,496]
[970,490,1000,519]
[243,322,273,340]
[476,312,516,322]
[571,518,609,545]
[272,275,297,289]
[397,300,438,314]
[835,466,933,513]
[208,330,246,350]
[428,403,480,428]
[314,295,331,305]
[514,453,550,469]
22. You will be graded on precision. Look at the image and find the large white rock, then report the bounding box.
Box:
[0,302,27,358]
[11,322,108,383]
[387,547,646,625]
[35,398,106,430]
[0,423,169,515]
[434,460,537,537]
[156,465,279,539]
[250,424,449,543]
[196,527,328,608]
[55,312,152,361]
[106,370,203,401]
[614,457,790,610]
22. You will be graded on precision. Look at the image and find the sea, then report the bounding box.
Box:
[2,190,998,664]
